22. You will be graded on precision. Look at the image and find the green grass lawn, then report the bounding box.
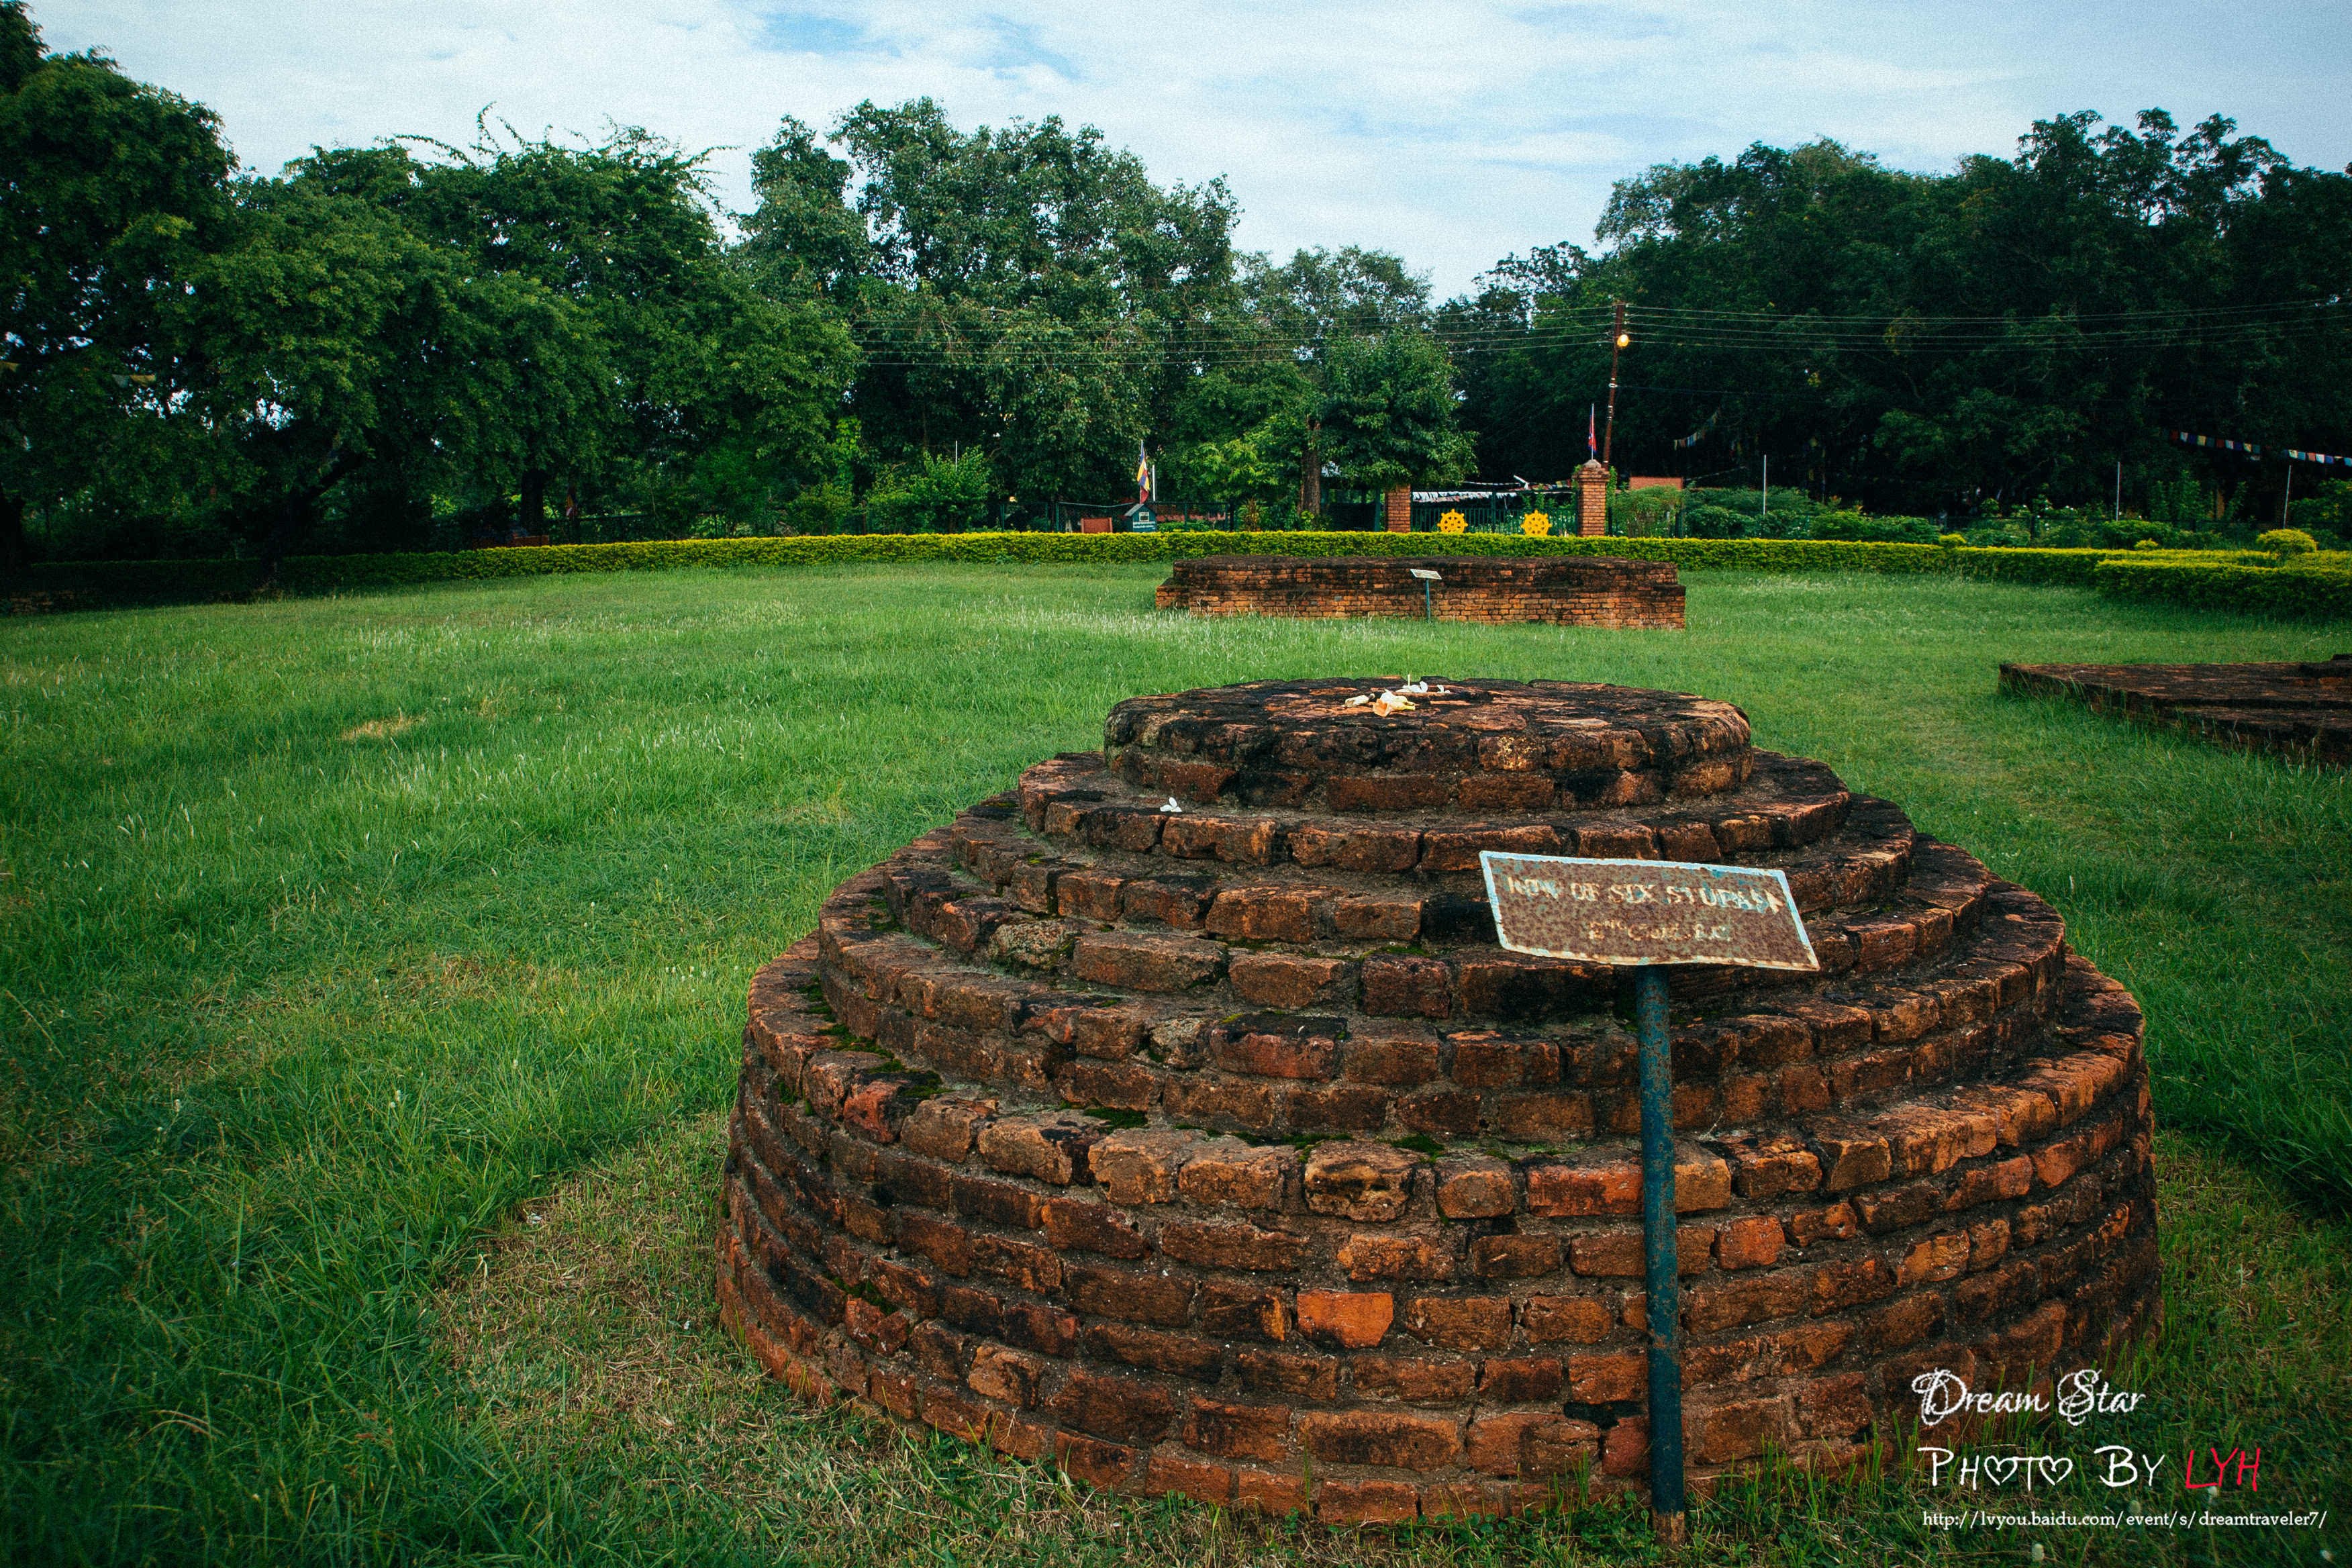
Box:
[3,563,2347,1567]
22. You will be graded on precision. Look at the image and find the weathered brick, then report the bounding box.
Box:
[1724,1133,1823,1199]
[1205,886,1320,944]
[1082,1322,1224,1381]
[1343,1031,1442,1085]
[1404,1295,1515,1352]
[1211,1024,1341,1080]
[1161,1074,1281,1132]
[1353,1354,1475,1403]
[1814,1124,1894,1193]
[1566,1351,1644,1403]
[972,1234,1062,1291]
[1051,1430,1137,1487]
[1042,1196,1148,1258]
[1945,1155,2034,1212]
[1785,1201,1859,1248]
[967,1345,1046,1408]
[1090,1130,1193,1206]
[1476,1356,1564,1402]
[1067,1262,1196,1326]
[1470,1234,1561,1279]
[1685,1269,1811,1334]
[951,1173,1046,1230]
[1436,1157,1516,1218]
[1493,1091,1596,1141]
[1182,1396,1293,1461]
[1300,1410,1463,1471]
[896,1211,974,1275]
[1898,1232,1971,1287]
[1285,1082,1391,1132]
[1071,931,1226,991]
[1339,1232,1457,1281]
[1716,1216,1785,1270]
[1691,1396,1792,1464]
[1811,1257,1898,1314]
[1569,1226,1712,1278]
[1361,954,1454,1017]
[977,1115,1101,1186]
[1296,1289,1393,1349]
[1197,1280,1288,1341]
[900,1097,997,1163]
[1236,1347,1340,1400]
[1521,1293,1614,1344]
[1048,1369,1176,1445]
[1467,1412,1599,1477]
[1002,1300,1081,1357]
[1177,1140,1294,1209]
[1227,952,1354,1010]
[1682,1318,1855,1382]
[1160,1219,1308,1273]
[1303,1140,1419,1220]
[1235,1467,1309,1516]
[1330,893,1424,942]
[1144,1451,1235,1506]
[1315,1477,1422,1524]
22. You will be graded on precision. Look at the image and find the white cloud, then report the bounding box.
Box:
[36,0,2352,295]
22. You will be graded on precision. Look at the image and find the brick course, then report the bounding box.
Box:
[1156,554,1684,629]
[722,677,2161,1525]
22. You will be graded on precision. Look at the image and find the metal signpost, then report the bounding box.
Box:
[1479,852,1820,1547]
[1409,567,1440,620]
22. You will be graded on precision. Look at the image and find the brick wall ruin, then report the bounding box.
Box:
[720,679,2159,1524]
[1155,555,1685,629]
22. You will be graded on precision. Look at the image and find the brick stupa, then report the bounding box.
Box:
[719,679,2159,1524]
[1156,555,1684,628]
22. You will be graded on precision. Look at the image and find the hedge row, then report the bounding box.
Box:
[2090,556,2350,618]
[15,531,2345,618]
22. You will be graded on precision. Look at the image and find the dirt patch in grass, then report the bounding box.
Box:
[342,714,425,741]
[437,1116,2350,1566]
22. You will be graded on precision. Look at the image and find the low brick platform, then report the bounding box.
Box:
[721,679,2158,1523]
[1155,555,1685,629]
[2001,654,2350,767]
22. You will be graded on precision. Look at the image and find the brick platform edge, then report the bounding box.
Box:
[718,679,2160,1525]
[1155,555,1685,630]
[2000,655,2351,768]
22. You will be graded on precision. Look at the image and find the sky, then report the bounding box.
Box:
[36,1,2352,298]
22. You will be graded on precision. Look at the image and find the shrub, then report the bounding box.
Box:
[1939,534,1967,548]
[781,483,852,536]
[2092,556,2349,618]
[861,452,994,534]
[1684,505,1745,539]
[2257,528,2318,558]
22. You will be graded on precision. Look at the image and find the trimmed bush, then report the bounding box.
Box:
[2257,528,2318,558]
[17,532,2346,620]
[2091,556,2351,618]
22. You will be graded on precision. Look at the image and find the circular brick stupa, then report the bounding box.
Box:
[719,679,2158,1524]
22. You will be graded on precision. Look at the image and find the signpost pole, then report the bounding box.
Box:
[1423,579,1434,621]
[1634,963,1689,1546]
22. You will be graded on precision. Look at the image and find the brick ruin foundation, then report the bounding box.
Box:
[1155,554,1685,629]
[720,679,2159,1524]
[2002,654,2350,767]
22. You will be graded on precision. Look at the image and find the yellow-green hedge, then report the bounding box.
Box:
[16,532,2347,619]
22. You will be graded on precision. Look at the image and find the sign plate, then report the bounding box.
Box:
[1479,852,1819,971]
[1409,568,1442,581]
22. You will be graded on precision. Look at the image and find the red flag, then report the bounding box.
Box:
[1587,405,1598,460]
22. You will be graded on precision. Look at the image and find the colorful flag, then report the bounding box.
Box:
[1136,440,1151,500]
[1587,405,1598,460]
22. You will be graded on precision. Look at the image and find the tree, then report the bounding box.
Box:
[1316,330,1475,492]
[0,0,232,571]
[744,99,1236,503]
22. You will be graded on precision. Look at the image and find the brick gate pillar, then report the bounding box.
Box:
[1576,460,1609,536]
[1385,487,1412,532]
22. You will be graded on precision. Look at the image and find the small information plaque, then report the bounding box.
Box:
[1479,852,1819,971]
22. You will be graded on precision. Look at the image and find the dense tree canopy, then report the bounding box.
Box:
[5,0,2346,563]
[1450,113,2352,518]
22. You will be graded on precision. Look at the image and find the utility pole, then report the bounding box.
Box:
[1602,300,1628,469]
[2114,460,2122,520]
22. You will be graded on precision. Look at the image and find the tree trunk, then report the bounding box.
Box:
[519,467,549,540]
[0,492,27,583]
[1298,417,1322,520]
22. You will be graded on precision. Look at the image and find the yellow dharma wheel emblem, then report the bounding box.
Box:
[1437,509,1467,533]
[1521,511,1551,536]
